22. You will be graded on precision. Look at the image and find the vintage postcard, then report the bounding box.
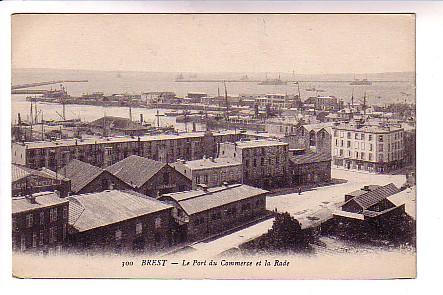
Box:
[11,13,416,279]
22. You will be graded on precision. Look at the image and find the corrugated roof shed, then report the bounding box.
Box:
[162,184,268,216]
[68,190,173,232]
[343,183,400,210]
[58,159,104,193]
[13,192,68,214]
[106,155,166,188]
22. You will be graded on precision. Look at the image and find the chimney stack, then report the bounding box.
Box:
[197,183,209,192]
[26,194,37,204]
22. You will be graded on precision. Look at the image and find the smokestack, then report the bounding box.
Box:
[140,113,144,124]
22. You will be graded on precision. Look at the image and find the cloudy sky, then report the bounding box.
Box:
[12,14,415,74]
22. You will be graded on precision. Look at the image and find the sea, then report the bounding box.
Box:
[11,68,415,129]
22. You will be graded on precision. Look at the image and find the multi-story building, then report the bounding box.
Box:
[332,122,405,173]
[12,164,71,198]
[255,94,300,109]
[67,190,174,253]
[12,191,69,254]
[12,131,245,171]
[304,95,344,111]
[218,139,289,189]
[171,157,243,189]
[159,184,268,242]
[288,149,332,186]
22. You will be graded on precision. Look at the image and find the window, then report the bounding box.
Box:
[63,207,68,219]
[355,133,359,140]
[245,159,250,167]
[348,150,351,157]
[355,142,359,149]
[361,143,365,150]
[115,229,122,241]
[26,214,33,228]
[369,153,373,161]
[369,134,373,141]
[40,211,45,225]
[39,230,44,246]
[203,174,208,183]
[335,139,339,147]
[378,135,384,142]
[50,208,57,222]
[347,141,351,148]
[195,175,201,184]
[155,217,162,229]
[340,140,344,147]
[361,134,365,140]
[355,152,359,159]
[334,130,338,137]
[347,132,351,139]
[253,159,257,167]
[379,144,384,152]
[32,233,37,248]
[49,227,57,244]
[20,235,26,251]
[369,144,373,151]
[260,158,264,166]
[378,154,384,162]
[361,152,365,160]
[136,222,143,235]
[339,149,343,156]
[63,224,67,240]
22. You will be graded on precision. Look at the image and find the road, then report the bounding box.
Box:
[177,169,406,257]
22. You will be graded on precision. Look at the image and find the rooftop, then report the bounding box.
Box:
[58,160,104,193]
[173,157,242,170]
[160,184,268,216]
[106,155,166,188]
[228,139,288,149]
[68,190,173,232]
[333,123,403,133]
[343,183,400,210]
[12,164,59,183]
[13,192,68,214]
[14,130,239,150]
[289,152,331,165]
[90,116,150,131]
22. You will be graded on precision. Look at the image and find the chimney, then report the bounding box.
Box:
[54,190,61,198]
[140,113,144,124]
[209,157,215,162]
[197,183,209,192]
[222,181,229,187]
[26,194,37,204]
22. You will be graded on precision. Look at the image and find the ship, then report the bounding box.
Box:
[240,74,249,81]
[350,78,372,85]
[175,73,184,81]
[258,74,287,85]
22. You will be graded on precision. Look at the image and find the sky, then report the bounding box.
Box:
[12,14,415,74]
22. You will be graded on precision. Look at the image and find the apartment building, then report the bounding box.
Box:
[218,139,289,189]
[12,131,244,171]
[12,192,69,254]
[171,157,243,189]
[332,122,404,173]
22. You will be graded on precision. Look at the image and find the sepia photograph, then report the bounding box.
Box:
[10,13,416,279]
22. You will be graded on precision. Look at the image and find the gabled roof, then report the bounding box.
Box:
[289,152,331,165]
[160,184,268,216]
[58,159,105,193]
[12,164,58,183]
[68,190,173,232]
[343,183,400,210]
[106,155,166,188]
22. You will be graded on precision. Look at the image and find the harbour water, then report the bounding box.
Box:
[11,68,415,130]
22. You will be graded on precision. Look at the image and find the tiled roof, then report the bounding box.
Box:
[12,164,58,183]
[68,190,173,232]
[58,159,104,193]
[106,155,166,188]
[12,192,68,214]
[161,184,268,216]
[290,152,331,165]
[344,183,400,210]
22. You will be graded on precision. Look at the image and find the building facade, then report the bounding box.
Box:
[12,131,245,171]
[159,184,268,242]
[218,140,289,189]
[332,123,404,173]
[288,150,332,186]
[67,190,174,253]
[171,157,243,189]
[12,192,69,254]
